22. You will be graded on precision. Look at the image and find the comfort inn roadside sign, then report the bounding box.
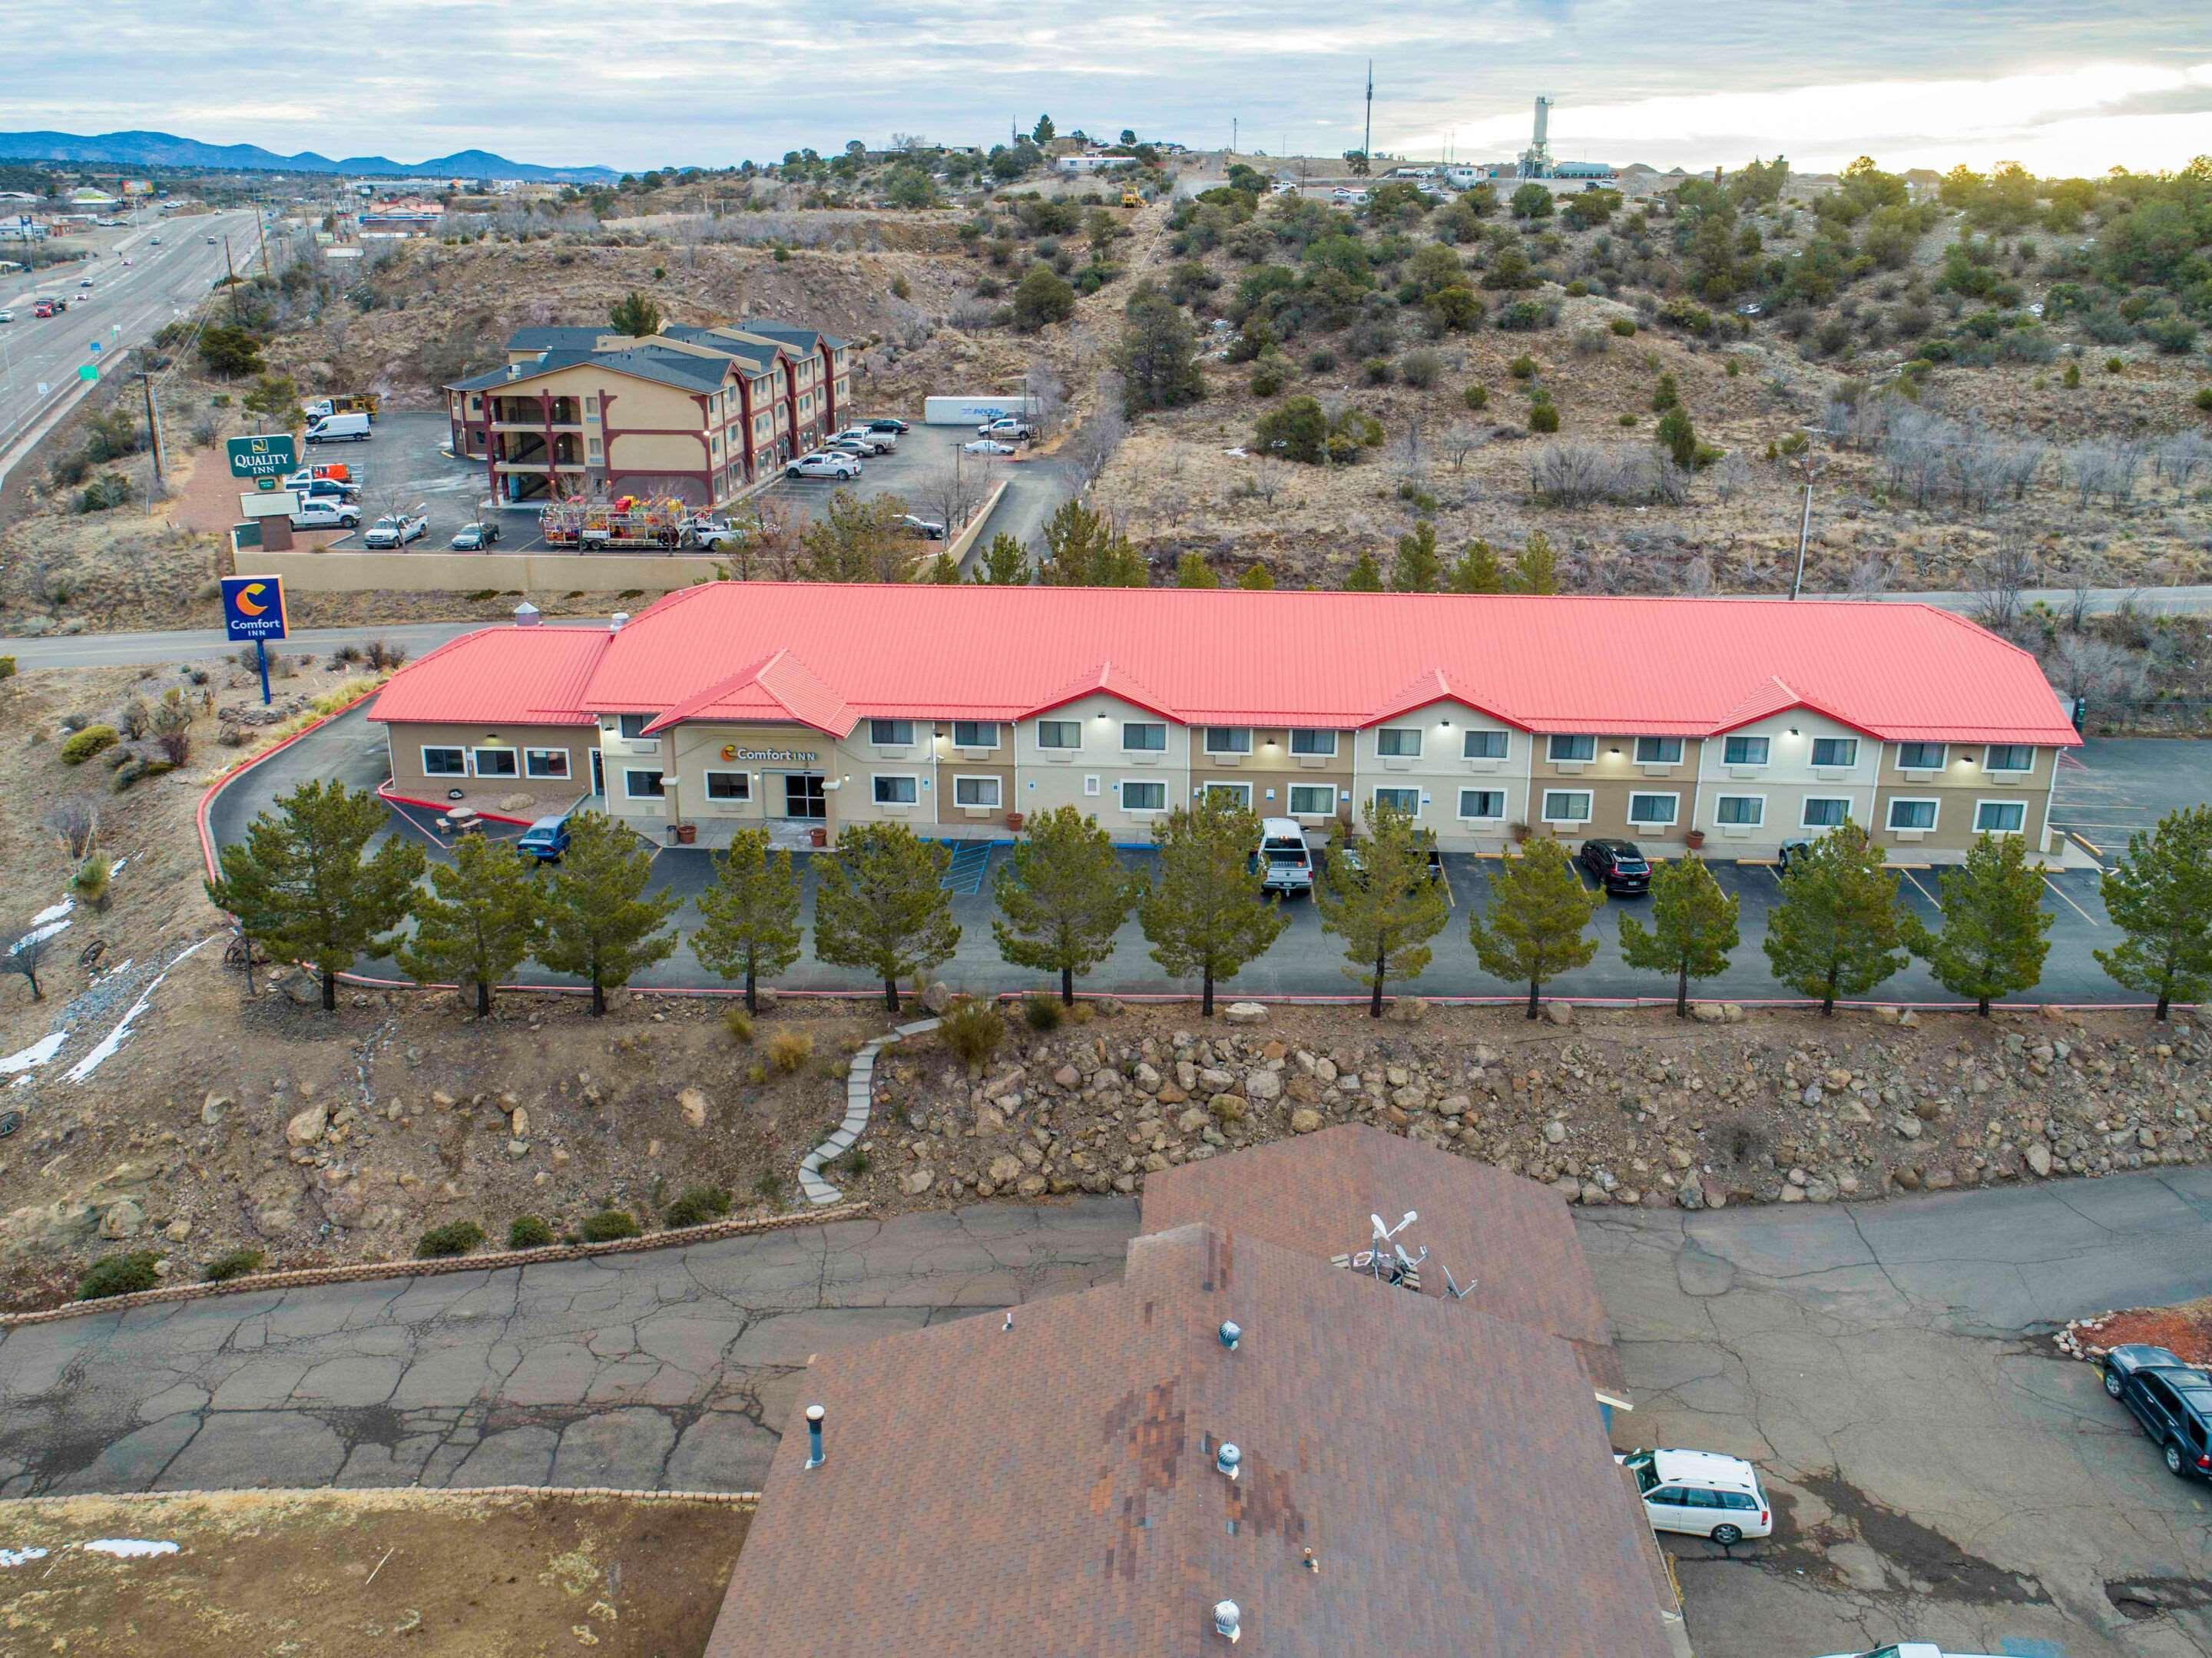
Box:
[226,433,297,480]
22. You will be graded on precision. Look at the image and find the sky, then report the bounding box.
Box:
[8,0,2212,176]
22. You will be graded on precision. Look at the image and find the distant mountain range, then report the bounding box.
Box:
[0,129,618,184]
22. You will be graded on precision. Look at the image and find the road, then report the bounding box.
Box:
[0,1167,2205,1657]
[0,209,260,478]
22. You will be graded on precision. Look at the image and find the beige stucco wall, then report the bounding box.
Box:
[237,553,730,594]
[1017,694,1190,838]
[382,720,592,808]
[1871,736,2054,852]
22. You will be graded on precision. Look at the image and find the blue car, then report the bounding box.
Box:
[516,816,570,863]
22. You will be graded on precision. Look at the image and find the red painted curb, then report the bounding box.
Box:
[195,684,388,886]
[377,781,535,826]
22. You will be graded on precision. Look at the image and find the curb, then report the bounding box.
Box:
[800,1015,942,1204]
[1,1202,872,1329]
[0,1484,760,1507]
[195,683,389,885]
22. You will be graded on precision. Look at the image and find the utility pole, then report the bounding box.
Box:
[255,207,272,279]
[1363,60,1373,169]
[138,369,166,491]
[1789,437,1823,601]
[222,234,240,322]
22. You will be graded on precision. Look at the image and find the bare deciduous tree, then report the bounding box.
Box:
[1441,422,1479,473]
[1844,552,1892,597]
[41,799,99,859]
[1969,544,2035,634]
[1024,362,1068,439]
[1249,458,1287,506]
[916,456,981,535]
[1714,449,1751,502]
[752,496,803,581]
[0,922,55,1001]
[1065,384,1126,492]
[2045,634,2150,709]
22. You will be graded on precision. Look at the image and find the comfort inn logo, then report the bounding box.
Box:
[724,746,816,763]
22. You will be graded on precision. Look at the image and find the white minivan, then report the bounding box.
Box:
[1617,1448,1772,1545]
[305,412,371,443]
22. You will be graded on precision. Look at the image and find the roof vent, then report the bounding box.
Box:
[1216,1442,1241,1480]
[1212,1600,1241,1643]
[803,1404,825,1469]
[512,602,541,627]
[609,611,629,634]
[506,362,522,380]
[1218,1320,1240,1351]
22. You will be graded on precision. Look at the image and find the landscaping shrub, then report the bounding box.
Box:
[60,725,119,766]
[724,1006,754,1044]
[0,657,15,680]
[78,1252,161,1300]
[581,1209,641,1243]
[416,1220,486,1259]
[939,998,1006,1069]
[766,1028,814,1072]
[507,1215,555,1249]
[1023,992,1065,1031]
[1528,403,1561,433]
[664,1186,733,1229]
[201,1247,266,1283]
[836,1148,870,1177]
[753,1170,784,1207]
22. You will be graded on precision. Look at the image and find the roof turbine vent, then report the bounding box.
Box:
[1212,1600,1242,1643]
[609,611,630,634]
[1218,1320,1241,1351]
[1216,1441,1241,1480]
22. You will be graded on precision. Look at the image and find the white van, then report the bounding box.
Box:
[305,412,371,443]
[1617,1448,1772,1544]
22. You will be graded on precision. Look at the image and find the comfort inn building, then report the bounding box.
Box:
[365,584,2079,859]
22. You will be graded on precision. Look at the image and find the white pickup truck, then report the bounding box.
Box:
[363,511,428,548]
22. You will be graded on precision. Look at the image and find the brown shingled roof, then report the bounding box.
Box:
[1141,1124,1630,1400]
[704,1221,1673,1658]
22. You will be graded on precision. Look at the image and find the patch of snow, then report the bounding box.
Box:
[28,897,72,928]
[0,1032,68,1076]
[0,1547,49,1568]
[9,917,70,956]
[65,936,217,1084]
[83,1539,179,1559]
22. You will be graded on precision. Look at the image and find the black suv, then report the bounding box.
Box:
[2101,1343,2212,1480]
[1578,839,1651,895]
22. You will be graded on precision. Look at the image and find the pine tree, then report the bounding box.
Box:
[925,551,960,583]
[1761,823,1906,1014]
[992,806,1146,1003]
[207,779,426,1012]
[692,828,804,1014]
[2094,804,2212,1021]
[397,835,541,1017]
[1175,551,1220,588]
[1391,521,1442,591]
[1468,836,1601,1017]
[1651,372,1680,412]
[1448,539,1505,593]
[1507,532,1561,594]
[1316,802,1450,1015]
[1114,281,1205,413]
[1656,405,1698,469]
[971,532,1032,585]
[1237,563,1275,590]
[1038,500,1147,587]
[1138,799,1286,1015]
[813,824,960,1011]
[535,812,681,1014]
[608,290,663,336]
[1618,855,1740,1016]
[1902,832,2052,1015]
[1342,549,1386,591]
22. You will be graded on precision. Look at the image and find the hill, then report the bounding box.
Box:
[0,127,617,182]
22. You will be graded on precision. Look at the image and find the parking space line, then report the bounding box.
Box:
[1438,862,1455,910]
[1897,869,1941,908]
[2044,876,2099,926]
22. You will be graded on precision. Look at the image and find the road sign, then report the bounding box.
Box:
[226,433,297,480]
[254,475,277,491]
[238,489,298,519]
[220,576,289,643]
[77,365,97,382]
[88,339,101,356]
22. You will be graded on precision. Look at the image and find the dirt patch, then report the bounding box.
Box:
[0,1487,747,1656]
[1792,1469,2045,1605]
[2063,1296,2212,1365]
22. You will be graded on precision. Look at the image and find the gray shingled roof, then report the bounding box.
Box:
[738,316,848,352]
[507,325,609,352]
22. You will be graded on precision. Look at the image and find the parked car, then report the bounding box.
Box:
[962,438,1016,456]
[282,464,352,489]
[363,511,428,548]
[864,416,910,435]
[305,411,372,444]
[290,499,361,531]
[1810,1647,2007,1658]
[786,450,861,480]
[515,816,571,864]
[688,516,749,552]
[1324,831,1443,891]
[975,415,1035,442]
[295,478,360,504]
[832,424,895,453]
[1578,838,1651,895]
[450,521,502,550]
[896,514,947,540]
[1616,1448,1772,1545]
[0,310,12,324]
[1777,837,1815,873]
[2100,1344,2212,1480]
[823,437,874,458]
[1250,818,1316,898]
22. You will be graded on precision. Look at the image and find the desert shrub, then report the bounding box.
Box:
[76,472,132,514]
[1362,356,1393,385]
[664,1186,733,1229]
[415,1220,485,1259]
[1496,299,1552,331]
[2194,386,2212,410]
[766,1028,814,1072]
[752,1170,784,1207]
[581,1209,641,1243]
[1399,349,1442,389]
[1462,383,1489,410]
[1572,327,1611,355]
[1618,412,1638,425]
[836,1148,870,1177]
[1250,359,1287,397]
[201,1247,266,1282]
[1659,296,1714,335]
[78,1252,161,1301]
[724,1006,754,1044]
[1508,355,1538,379]
[2144,317,2198,356]
[1022,992,1064,1031]
[118,697,151,740]
[0,657,15,679]
[939,998,1006,1069]
[71,853,111,910]
[1304,347,1337,372]
[507,1215,555,1249]
[1608,316,1637,337]
[2105,356,2126,374]
[1528,403,1561,433]
[60,725,118,765]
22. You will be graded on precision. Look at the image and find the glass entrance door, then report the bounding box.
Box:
[783,773,826,819]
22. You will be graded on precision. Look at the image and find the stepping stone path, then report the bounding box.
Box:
[798,1017,942,1205]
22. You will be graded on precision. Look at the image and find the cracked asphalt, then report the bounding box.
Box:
[2,1172,2207,1656]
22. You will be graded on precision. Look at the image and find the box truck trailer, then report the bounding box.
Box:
[922,395,1041,426]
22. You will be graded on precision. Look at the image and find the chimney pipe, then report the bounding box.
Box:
[804,1404,825,1468]
[1213,1600,1241,1643]
[1218,1320,1240,1351]
[1216,1442,1241,1480]
[609,611,629,633]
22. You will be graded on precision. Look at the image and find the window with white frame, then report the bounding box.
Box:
[1801,797,1851,829]
[1541,789,1592,822]
[952,720,999,749]
[1634,736,1683,765]
[1984,743,2035,773]
[705,772,750,801]
[1627,793,1678,826]
[1716,796,1764,826]
[869,718,915,746]
[617,713,653,740]
[1459,788,1505,820]
[422,746,466,776]
[1723,735,1770,766]
[873,775,919,805]
[1810,737,1859,768]
[1376,727,1422,758]
[1204,781,1253,808]
[1204,726,1252,754]
[953,776,1001,809]
[1121,721,1167,752]
[1896,741,1946,769]
[1373,786,1421,816]
[524,748,569,779]
[1887,798,1939,831]
[1288,784,1336,816]
[1120,779,1167,812]
[1463,729,1510,760]
[623,768,665,799]
[1547,734,1596,763]
[1975,799,2026,834]
[1289,728,1337,756]
[1037,719,1081,750]
[472,747,518,778]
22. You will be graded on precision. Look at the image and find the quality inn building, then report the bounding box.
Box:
[365,583,2080,859]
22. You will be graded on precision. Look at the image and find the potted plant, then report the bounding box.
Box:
[1684,827,1706,850]
[1508,821,1530,845]
[1005,810,1025,832]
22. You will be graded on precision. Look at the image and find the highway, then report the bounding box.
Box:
[0,207,260,479]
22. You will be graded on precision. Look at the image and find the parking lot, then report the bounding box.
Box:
[2049,737,2209,854]
[301,409,485,551]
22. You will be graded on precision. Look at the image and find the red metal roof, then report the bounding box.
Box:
[366,626,607,728]
[374,586,2081,746]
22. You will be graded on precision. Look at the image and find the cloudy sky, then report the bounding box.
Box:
[13,0,2212,175]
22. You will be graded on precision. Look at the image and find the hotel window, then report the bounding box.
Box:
[617,713,653,740]
[1634,736,1683,764]
[1458,789,1505,820]
[1376,728,1422,758]
[1716,796,1764,826]
[952,721,999,749]
[1723,735,1770,766]
[1289,728,1337,756]
[1288,784,1336,815]
[1975,800,2027,834]
[1204,781,1253,808]
[1984,744,2035,773]
[1896,742,1946,769]
[869,719,915,746]
[1373,786,1420,816]
[1627,793,1678,826]
[954,776,1002,809]
[422,746,466,776]
[1547,734,1595,763]
[1801,798,1851,829]
[1120,780,1167,812]
[1463,730,1509,760]
[1122,721,1167,752]
[1811,737,1859,768]
[705,772,750,801]
[1204,726,1252,754]
[471,748,518,778]
[623,769,665,799]
[1038,720,1081,750]
[524,749,569,779]
[1541,790,1592,823]
[873,775,918,805]
[1888,798,1939,831]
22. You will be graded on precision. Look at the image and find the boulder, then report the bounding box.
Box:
[1053,1065,1081,1089]
[1222,1002,1269,1025]
[2025,1141,2054,1177]
[1690,1003,1727,1024]
[285,1104,329,1147]
[1243,1070,1282,1101]
[1542,1120,1568,1145]
[199,1092,233,1127]
[1092,996,1124,1017]
[677,1090,707,1130]
[920,982,953,1014]
[1722,1004,1747,1023]
[97,1198,146,1240]
[901,1169,935,1196]
[1177,1107,1210,1134]
[1289,1107,1326,1135]
[512,1105,533,1138]
[1386,997,1429,1024]
[1542,1001,1575,1027]
[986,1153,1025,1185]
[1016,1174,1048,1198]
